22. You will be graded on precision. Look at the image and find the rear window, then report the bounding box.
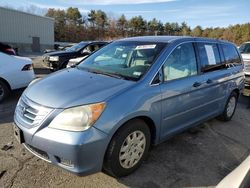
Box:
[239,43,250,54]
[197,43,222,72]
[221,44,241,65]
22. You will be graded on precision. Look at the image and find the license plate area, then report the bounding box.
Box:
[13,124,24,144]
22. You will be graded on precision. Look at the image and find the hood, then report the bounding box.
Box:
[45,50,76,57]
[24,68,134,108]
[241,53,250,61]
[69,56,86,63]
[14,56,32,63]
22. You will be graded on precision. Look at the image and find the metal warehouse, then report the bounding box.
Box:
[0,7,54,53]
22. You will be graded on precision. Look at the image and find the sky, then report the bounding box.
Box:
[1,0,250,28]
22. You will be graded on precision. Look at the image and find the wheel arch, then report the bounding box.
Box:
[232,88,240,98]
[0,77,11,91]
[109,116,158,146]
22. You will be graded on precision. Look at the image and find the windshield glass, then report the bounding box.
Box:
[66,42,88,52]
[78,41,166,81]
[239,43,250,53]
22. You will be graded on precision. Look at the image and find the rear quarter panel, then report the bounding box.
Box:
[0,53,35,89]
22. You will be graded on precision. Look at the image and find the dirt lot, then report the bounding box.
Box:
[0,56,250,188]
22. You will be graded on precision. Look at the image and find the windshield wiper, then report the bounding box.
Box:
[86,69,124,79]
[79,67,137,81]
[100,71,139,81]
[96,71,124,79]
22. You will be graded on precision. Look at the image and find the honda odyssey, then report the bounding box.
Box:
[14,36,244,177]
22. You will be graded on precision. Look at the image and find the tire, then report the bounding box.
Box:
[103,119,151,177]
[218,92,238,121]
[0,80,10,103]
[60,61,68,70]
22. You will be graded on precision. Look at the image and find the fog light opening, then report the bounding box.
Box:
[55,156,74,167]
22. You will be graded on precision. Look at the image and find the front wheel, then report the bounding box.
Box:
[103,119,151,177]
[0,80,10,103]
[218,92,238,121]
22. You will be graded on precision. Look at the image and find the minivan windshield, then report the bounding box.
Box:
[66,42,88,52]
[239,43,250,54]
[78,41,166,81]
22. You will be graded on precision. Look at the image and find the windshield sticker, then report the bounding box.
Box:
[135,45,156,50]
[205,45,216,65]
[122,54,127,58]
[133,72,142,76]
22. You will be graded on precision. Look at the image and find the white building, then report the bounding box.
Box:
[0,7,54,53]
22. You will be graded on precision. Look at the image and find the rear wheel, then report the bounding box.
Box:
[103,119,151,177]
[0,80,10,103]
[218,92,238,121]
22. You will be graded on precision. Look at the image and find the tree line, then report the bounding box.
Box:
[45,7,250,45]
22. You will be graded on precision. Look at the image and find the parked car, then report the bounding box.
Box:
[0,52,35,102]
[43,41,108,71]
[66,56,88,68]
[0,42,16,55]
[14,36,244,177]
[239,42,250,86]
[44,43,75,53]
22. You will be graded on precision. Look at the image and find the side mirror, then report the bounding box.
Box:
[151,72,161,85]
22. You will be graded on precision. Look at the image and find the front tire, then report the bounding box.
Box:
[218,92,238,121]
[103,119,151,177]
[0,80,10,103]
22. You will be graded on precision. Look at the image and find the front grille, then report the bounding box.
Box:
[17,99,38,124]
[43,55,49,61]
[244,61,250,72]
[25,144,49,161]
[15,96,53,128]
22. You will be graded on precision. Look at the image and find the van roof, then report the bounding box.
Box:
[118,36,231,44]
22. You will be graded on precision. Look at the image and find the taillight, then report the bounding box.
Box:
[22,64,33,71]
[6,48,16,55]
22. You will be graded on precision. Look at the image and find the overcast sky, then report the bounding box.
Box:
[1,0,250,28]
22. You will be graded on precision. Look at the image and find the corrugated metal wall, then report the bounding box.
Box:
[0,7,54,45]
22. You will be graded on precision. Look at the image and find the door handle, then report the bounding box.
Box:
[193,79,213,87]
[206,79,213,84]
[193,82,202,87]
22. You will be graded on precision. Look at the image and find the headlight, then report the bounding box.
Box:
[48,102,106,131]
[49,56,59,61]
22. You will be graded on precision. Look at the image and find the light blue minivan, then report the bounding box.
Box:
[14,36,244,177]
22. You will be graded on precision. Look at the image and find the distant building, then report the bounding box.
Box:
[0,7,54,53]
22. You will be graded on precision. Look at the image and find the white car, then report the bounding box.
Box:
[0,52,35,102]
[239,42,250,86]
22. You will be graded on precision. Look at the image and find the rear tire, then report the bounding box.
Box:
[103,119,151,177]
[0,80,10,103]
[218,92,238,121]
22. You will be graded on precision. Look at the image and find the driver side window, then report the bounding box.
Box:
[163,43,197,81]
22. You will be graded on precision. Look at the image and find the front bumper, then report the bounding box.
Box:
[13,120,110,175]
[42,58,59,70]
[245,75,250,86]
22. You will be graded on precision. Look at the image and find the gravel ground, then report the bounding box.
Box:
[0,56,250,188]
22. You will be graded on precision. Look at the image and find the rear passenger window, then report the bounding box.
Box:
[197,43,222,72]
[163,43,197,81]
[221,44,241,65]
